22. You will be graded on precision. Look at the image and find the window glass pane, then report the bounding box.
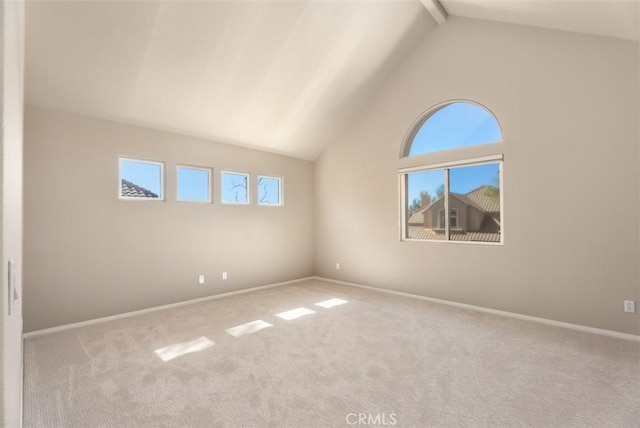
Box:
[119,158,163,199]
[258,176,281,206]
[409,102,502,156]
[449,163,501,242]
[450,208,458,229]
[406,170,446,241]
[177,166,210,202]
[221,172,249,204]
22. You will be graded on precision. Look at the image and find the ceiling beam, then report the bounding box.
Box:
[420,0,448,24]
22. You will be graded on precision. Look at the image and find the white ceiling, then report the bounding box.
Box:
[442,0,640,42]
[25,1,434,160]
[25,1,639,160]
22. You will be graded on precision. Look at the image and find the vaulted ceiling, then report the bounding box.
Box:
[25,1,435,160]
[25,1,639,160]
[443,0,639,41]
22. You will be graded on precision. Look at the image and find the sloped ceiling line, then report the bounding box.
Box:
[25,0,638,160]
[421,0,448,24]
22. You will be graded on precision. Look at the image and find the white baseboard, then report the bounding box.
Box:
[313,276,640,342]
[23,277,315,338]
[24,275,639,342]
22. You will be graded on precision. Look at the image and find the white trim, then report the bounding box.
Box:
[257,175,283,207]
[23,277,315,338]
[313,277,640,342]
[402,238,503,246]
[20,318,24,428]
[176,164,212,203]
[220,170,250,205]
[438,207,458,230]
[444,169,450,240]
[400,158,504,245]
[498,161,505,245]
[399,154,503,174]
[420,0,447,24]
[400,99,503,159]
[399,174,407,240]
[118,157,165,201]
[450,207,458,229]
[24,276,640,342]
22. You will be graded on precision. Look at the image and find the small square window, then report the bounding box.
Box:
[177,166,211,203]
[119,158,164,200]
[257,175,282,206]
[221,171,249,204]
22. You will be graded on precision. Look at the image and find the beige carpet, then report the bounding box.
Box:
[23,279,640,427]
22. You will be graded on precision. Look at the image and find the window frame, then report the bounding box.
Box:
[399,156,504,246]
[399,100,504,246]
[176,164,212,203]
[400,100,503,158]
[220,170,251,205]
[118,157,165,201]
[257,175,283,207]
[438,207,458,230]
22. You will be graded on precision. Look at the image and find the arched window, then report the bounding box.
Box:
[400,101,503,244]
[402,101,502,156]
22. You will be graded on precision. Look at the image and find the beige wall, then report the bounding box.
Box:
[24,106,315,332]
[22,16,640,338]
[315,17,640,335]
[1,0,24,425]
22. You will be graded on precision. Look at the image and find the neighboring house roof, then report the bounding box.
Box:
[409,185,499,222]
[406,185,500,241]
[121,179,158,198]
[463,185,500,213]
[480,215,501,233]
[407,210,425,225]
[407,226,501,243]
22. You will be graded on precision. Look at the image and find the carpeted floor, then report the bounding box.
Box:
[23,279,640,427]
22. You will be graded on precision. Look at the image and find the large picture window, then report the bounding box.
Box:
[400,101,503,244]
[402,158,502,243]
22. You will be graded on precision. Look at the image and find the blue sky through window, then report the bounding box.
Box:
[407,163,499,207]
[406,102,502,209]
[409,102,502,156]
[450,163,499,194]
[177,167,210,202]
[408,170,443,207]
[120,159,162,195]
[258,176,281,205]
[222,172,249,204]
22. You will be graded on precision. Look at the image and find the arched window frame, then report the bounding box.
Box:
[399,100,504,245]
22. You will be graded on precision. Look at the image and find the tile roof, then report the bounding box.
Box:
[407,226,500,243]
[121,179,159,198]
[464,185,500,213]
[407,211,424,225]
[406,185,501,242]
[409,185,499,218]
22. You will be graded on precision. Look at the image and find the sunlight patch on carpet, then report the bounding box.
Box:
[276,307,315,320]
[154,336,214,362]
[315,298,348,308]
[226,320,273,337]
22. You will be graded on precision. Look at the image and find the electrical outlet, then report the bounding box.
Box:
[624,300,635,313]
[222,272,228,280]
[198,275,205,285]
[335,262,340,271]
